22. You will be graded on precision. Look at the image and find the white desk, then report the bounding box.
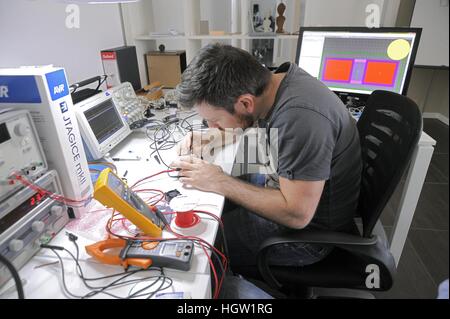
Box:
[0,119,239,299]
[0,255,212,299]
[0,114,435,298]
[389,131,436,265]
[106,128,238,275]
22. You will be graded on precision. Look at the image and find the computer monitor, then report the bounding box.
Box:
[75,90,131,160]
[296,27,422,104]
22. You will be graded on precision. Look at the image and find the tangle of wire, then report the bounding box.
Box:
[16,150,228,298]
[104,207,229,299]
[17,168,228,298]
[12,174,93,208]
[145,112,204,175]
[41,235,173,299]
[100,167,229,298]
[103,168,229,299]
[9,161,118,208]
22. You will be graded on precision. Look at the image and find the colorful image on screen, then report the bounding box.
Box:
[297,30,419,96]
[317,37,411,94]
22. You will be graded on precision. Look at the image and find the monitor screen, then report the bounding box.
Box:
[296,28,421,97]
[84,98,124,144]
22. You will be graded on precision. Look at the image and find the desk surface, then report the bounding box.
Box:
[0,109,436,299]
[418,130,436,146]
[0,111,238,299]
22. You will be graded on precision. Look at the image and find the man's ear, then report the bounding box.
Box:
[234,94,256,114]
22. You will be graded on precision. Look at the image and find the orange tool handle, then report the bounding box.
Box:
[123,258,152,269]
[85,239,153,269]
[85,238,126,266]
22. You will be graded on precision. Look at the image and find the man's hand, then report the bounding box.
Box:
[175,131,204,157]
[170,156,227,194]
[175,128,239,157]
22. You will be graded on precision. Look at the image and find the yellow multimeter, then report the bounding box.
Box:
[93,168,168,237]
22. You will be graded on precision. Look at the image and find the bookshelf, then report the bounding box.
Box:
[121,0,301,86]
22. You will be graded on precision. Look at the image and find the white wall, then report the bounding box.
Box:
[201,0,231,32]
[121,0,156,87]
[147,0,187,51]
[411,0,449,67]
[0,0,124,85]
[151,0,185,34]
[303,0,387,27]
[382,0,401,26]
[273,0,302,66]
[147,0,232,51]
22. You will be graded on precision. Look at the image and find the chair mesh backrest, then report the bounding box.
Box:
[357,90,422,237]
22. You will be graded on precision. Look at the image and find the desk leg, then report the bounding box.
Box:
[389,143,435,266]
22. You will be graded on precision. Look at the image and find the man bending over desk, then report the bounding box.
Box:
[171,43,362,268]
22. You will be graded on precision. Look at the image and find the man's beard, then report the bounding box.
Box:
[237,113,255,129]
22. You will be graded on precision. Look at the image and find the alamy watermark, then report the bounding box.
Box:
[188,120,279,169]
[365,4,381,28]
[365,264,381,289]
[65,4,80,29]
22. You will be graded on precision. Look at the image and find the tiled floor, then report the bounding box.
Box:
[376,119,449,299]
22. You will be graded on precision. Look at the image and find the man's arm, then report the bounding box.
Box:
[218,174,324,229]
[171,157,324,229]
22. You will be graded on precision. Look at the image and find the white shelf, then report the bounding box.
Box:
[135,34,299,41]
[188,34,243,40]
[122,0,302,86]
[134,35,186,41]
[243,34,299,40]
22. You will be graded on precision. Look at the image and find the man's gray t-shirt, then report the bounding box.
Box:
[259,62,362,232]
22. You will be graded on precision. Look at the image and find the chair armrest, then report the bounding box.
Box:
[256,229,377,290]
[258,229,377,249]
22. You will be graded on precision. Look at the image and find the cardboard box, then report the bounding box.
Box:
[146,51,186,88]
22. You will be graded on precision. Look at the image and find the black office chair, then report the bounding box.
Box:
[244,90,423,298]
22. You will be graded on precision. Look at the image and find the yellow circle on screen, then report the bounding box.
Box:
[387,39,411,60]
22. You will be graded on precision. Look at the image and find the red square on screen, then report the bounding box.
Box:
[364,61,398,86]
[323,59,353,82]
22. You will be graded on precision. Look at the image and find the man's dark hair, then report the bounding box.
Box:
[176,43,272,114]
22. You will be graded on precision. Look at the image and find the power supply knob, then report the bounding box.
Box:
[9,239,24,252]
[50,205,64,217]
[14,123,30,137]
[31,221,45,233]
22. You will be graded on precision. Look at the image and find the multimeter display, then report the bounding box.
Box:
[107,172,126,197]
[107,173,147,213]
[162,243,177,256]
[107,171,164,227]
[94,168,168,237]
[120,240,194,271]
